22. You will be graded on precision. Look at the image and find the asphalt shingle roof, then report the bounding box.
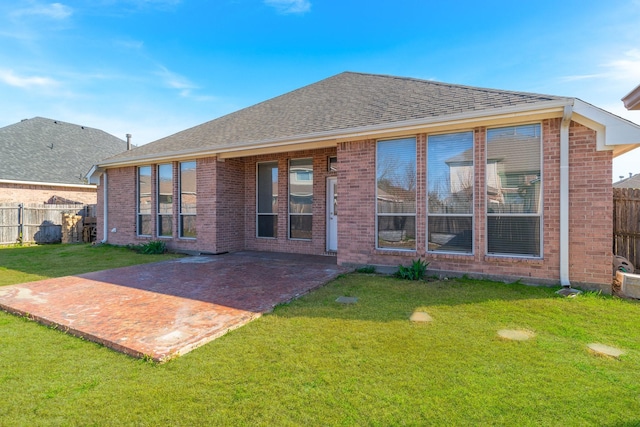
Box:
[104,71,570,163]
[614,173,640,188]
[0,117,127,185]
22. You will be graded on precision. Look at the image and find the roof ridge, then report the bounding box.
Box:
[341,71,569,100]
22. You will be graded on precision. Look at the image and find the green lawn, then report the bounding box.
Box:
[1,245,639,425]
[0,243,182,286]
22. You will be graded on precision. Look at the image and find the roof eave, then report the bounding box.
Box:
[572,99,640,157]
[97,100,572,168]
[622,84,640,110]
[0,178,96,189]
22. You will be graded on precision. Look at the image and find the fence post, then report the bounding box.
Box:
[17,203,23,244]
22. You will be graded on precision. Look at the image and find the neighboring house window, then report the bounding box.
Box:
[157,163,173,238]
[289,158,313,239]
[376,137,416,250]
[427,131,474,253]
[137,166,152,236]
[180,161,197,238]
[257,161,278,238]
[486,124,542,257]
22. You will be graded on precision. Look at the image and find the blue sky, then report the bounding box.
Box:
[1,0,639,180]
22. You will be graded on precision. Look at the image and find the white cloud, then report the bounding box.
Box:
[12,2,73,20]
[156,65,195,90]
[561,49,640,84]
[155,65,213,101]
[603,48,640,81]
[0,68,59,89]
[264,0,311,14]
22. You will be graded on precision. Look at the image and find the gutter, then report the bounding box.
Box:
[101,171,108,244]
[0,178,95,189]
[96,100,571,168]
[560,103,574,287]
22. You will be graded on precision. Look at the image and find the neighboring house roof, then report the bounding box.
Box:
[622,84,640,110]
[95,72,640,170]
[614,173,640,188]
[0,117,127,186]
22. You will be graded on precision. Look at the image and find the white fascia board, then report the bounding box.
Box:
[622,84,640,110]
[86,165,104,185]
[572,99,640,155]
[0,178,96,189]
[97,100,571,168]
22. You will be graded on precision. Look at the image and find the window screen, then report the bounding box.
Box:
[157,163,173,237]
[137,166,152,236]
[376,137,416,250]
[486,124,541,256]
[179,161,196,238]
[257,161,278,238]
[427,131,474,253]
[289,158,312,239]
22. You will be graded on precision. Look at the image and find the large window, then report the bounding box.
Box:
[137,166,152,236]
[179,161,196,238]
[289,158,313,239]
[157,164,173,237]
[486,124,542,257]
[427,131,474,253]
[257,161,278,238]
[376,137,416,250]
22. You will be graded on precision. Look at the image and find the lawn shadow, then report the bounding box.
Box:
[270,273,565,323]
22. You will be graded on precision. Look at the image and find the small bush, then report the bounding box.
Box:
[356,265,376,274]
[130,240,167,255]
[395,258,429,281]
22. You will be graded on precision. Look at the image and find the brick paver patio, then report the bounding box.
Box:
[0,251,347,362]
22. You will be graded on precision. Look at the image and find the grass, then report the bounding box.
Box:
[1,245,639,425]
[0,243,181,286]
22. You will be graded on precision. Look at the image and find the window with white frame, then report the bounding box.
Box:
[376,137,416,250]
[289,158,313,239]
[486,124,542,257]
[179,161,196,238]
[257,161,278,238]
[427,131,474,253]
[157,163,173,237]
[137,166,152,236]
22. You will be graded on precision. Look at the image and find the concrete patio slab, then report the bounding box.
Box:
[0,251,348,362]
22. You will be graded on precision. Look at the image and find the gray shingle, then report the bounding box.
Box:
[104,71,570,163]
[0,117,127,185]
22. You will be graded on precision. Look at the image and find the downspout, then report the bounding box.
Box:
[101,171,108,244]
[560,103,573,287]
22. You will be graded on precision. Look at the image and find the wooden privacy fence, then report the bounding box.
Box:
[613,188,640,270]
[0,204,96,245]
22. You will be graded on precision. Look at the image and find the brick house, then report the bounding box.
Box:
[0,117,128,204]
[90,72,640,291]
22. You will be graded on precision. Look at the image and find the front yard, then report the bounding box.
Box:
[1,245,639,425]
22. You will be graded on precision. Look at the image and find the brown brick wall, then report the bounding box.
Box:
[0,182,96,205]
[96,119,612,289]
[244,148,337,255]
[337,120,612,289]
[215,158,245,252]
[567,121,612,287]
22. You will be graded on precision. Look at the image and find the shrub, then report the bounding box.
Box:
[356,265,376,274]
[395,258,429,281]
[130,240,167,255]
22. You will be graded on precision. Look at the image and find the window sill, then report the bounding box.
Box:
[374,249,417,257]
[426,252,474,260]
[484,255,544,265]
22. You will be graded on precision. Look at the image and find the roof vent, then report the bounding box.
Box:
[126,134,132,150]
